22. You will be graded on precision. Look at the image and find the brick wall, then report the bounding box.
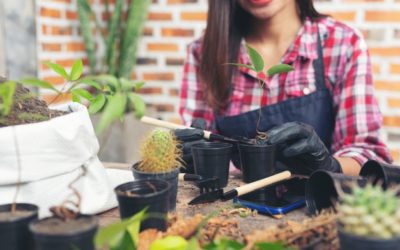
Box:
[36,0,400,163]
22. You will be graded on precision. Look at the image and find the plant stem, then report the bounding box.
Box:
[48,81,71,105]
[11,126,22,213]
[256,79,268,140]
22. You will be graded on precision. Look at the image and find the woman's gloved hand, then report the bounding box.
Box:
[266,122,342,175]
[174,119,207,173]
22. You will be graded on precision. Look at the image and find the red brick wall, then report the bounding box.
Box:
[36,0,400,162]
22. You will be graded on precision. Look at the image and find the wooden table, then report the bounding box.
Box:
[98,171,309,236]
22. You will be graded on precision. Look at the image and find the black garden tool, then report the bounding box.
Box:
[140,116,255,145]
[179,173,221,192]
[189,171,292,205]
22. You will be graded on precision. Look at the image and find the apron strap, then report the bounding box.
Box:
[313,27,327,91]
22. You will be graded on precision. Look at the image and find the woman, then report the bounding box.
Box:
[178,0,392,175]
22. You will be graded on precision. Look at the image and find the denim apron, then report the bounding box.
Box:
[215,29,335,170]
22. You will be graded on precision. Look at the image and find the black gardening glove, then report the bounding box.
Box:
[266,122,342,175]
[174,119,207,173]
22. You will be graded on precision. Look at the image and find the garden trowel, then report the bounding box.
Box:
[189,171,292,205]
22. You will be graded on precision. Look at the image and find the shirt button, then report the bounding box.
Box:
[303,87,310,95]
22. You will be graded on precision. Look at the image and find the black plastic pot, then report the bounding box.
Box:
[115,179,170,231]
[29,215,98,250]
[237,143,276,183]
[191,142,233,188]
[305,170,367,215]
[359,160,400,189]
[338,226,400,250]
[234,143,277,201]
[132,163,178,211]
[0,203,38,250]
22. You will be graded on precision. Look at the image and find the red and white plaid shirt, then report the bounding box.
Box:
[179,17,392,165]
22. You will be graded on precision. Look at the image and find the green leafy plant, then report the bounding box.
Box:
[0,80,16,117]
[338,183,400,239]
[228,44,294,139]
[77,0,151,78]
[137,129,182,173]
[95,208,147,250]
[21,59,146,134]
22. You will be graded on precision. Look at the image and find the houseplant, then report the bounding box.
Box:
[132,128,182,211]
[0,60,145,219]
[229,45,293,201]
[337,183,400,250]
[77,0,152,162]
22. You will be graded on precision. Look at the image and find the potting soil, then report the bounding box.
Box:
[30,217,97,235]
[0,210,35,222]
[0,84,67,127]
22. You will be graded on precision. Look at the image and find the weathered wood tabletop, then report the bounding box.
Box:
[98,171,309,236]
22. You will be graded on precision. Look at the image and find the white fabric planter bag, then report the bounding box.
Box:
[0,103,132,217]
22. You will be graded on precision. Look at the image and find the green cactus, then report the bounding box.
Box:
[138,129,182,173]
[338,183,400,239]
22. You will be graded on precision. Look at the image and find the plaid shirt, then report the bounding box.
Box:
[179,17,392,165]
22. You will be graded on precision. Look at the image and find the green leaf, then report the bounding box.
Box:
[44,62,69,79]
[96,93,127,134]
[77,0,96,74]
[88,94,106,114]
[185,238,200,250]
[224,63,255,71]
[150,236,188,250]
[255,242,294,250]
[71,88,93,102]
[128,92,145,119]
[110,231,136,250]
[204,239,244,250]
[95,209,147,249]
[71,92,81,103]
[117,0,151,78]
[75,78,101,90]
[120,77,134,92]
[95,74,120,92]
[245,44,264,73]
[266,64,294,76]
[20,78,60,93]
[70,59,84,81]
[0,81,16,116]
[134,81,145,91]
[105,0,124,75]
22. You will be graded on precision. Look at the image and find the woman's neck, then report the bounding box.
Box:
[246,5,302,46]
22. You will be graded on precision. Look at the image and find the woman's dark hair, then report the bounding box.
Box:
[200,0,325,110]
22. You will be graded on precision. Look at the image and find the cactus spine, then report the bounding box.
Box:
[138,129,182,173]
[338,183,400,239]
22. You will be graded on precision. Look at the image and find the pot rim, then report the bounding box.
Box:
[0,203,39,224]
[29,214,98,237]
[115,179,171,199]
[191,141,233,150]
[131,162,180,175]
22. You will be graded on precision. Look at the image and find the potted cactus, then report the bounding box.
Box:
[132,129,182,211]
[337,183,400,250]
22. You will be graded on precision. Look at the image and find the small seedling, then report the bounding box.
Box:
[228,44,294,140]
[137,129,182,173]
